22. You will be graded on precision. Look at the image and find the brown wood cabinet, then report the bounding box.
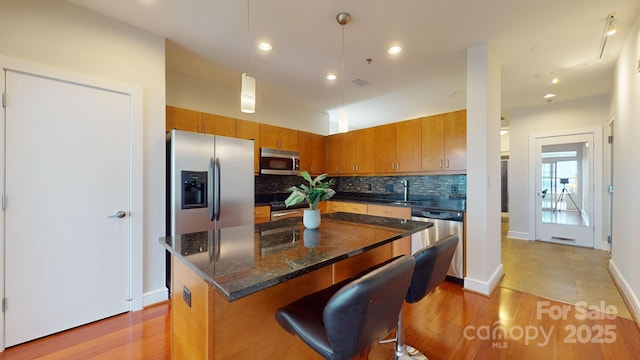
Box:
[259,124,298,151]
[200,112,235,137]
[326,128,375,175]
[166,106,200,133]
[254,205,271,224]
[421,110,466,172]
[374,119,422,174]
[367,204,411,256]
[298,131,326,175]
[324,201,368,214]
[166,105,235,136]
[235,119,260,174]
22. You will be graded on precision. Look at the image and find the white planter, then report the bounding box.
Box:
[303,209,321,229]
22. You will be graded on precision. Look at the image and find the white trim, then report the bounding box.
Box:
[0,55,144,349]
[143,288,170,307]
[506,231,529,240]
[608,259,640,323]
[528,127,603,247]
[464,264,504,296]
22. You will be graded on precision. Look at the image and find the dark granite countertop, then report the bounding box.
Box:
[160,212,432,301]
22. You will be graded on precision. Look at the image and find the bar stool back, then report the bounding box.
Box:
[275,255,416,360]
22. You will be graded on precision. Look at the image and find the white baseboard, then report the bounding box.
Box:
[464,264,504,296]
[506,231,529,240]
[608,259,640,323]
[143,287,169,307]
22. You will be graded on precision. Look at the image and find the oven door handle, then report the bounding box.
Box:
[271,210,302,218]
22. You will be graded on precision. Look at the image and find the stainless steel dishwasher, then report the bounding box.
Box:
[411,208,464,283]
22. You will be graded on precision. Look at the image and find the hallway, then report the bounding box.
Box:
[500,216,632,320]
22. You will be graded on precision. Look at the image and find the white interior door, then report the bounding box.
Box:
[3,69,131,346]
[534,133,594,247]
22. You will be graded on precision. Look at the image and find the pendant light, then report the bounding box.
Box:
[241,0,256,113]
[337,12,351,133]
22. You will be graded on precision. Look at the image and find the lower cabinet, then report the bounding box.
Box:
[367,205,411,256]
[254,205,270,224]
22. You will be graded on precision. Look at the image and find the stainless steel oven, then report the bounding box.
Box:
[270,208,304,221]
[260,148,300,175]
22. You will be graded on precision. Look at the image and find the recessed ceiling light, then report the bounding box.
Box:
[551,78,559,84]
[326,74,337,81]
[543,93,556,99]
[388,46,402,55]
[258,42,272,51]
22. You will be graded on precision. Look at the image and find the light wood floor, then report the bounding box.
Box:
[1,219,639,359]
[500,216,633,320]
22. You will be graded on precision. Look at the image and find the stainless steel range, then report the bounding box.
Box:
[269,201,307,221]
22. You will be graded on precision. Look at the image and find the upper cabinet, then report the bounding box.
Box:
[235,119,260,174]
[299,131,326,175]
[200,113,235,137]
[259,124,299,151]
[165,106,467,177]
[421,110,466,172]
[374,119,422,174]
[166,106,235,136]
[327,128,375,175]
[166,106,200,133]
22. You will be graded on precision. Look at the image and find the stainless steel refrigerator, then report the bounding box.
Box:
[167,129,255,235]
[166,130,255,289]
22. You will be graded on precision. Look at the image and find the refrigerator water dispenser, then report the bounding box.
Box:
[181,171,207,209]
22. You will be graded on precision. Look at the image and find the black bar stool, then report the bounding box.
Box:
[385,235,459,360]
[275,255,416,360]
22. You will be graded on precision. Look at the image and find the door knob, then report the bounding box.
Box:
[109,211,127,219]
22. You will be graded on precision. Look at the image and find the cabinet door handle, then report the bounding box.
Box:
[446,159,450,168]
[391,162,395,170]
[396,162,400,171]
[440,159,444,168]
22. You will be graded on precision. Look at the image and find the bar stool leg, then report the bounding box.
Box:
[381,308,428,360]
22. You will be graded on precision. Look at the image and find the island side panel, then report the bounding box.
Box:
[172,258,215,360]
[213,266,333,359]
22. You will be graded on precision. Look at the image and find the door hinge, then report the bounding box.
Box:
[2,298,6,313]
[608,135,613,144]
[1,92,6,108]
[1,195,5,210]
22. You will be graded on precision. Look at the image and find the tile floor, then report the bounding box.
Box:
[500,215,632,319]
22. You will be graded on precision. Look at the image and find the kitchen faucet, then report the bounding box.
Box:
[401,180,408,201]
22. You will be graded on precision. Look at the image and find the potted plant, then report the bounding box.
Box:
[284,171,336,228]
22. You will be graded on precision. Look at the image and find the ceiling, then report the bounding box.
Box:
[68,0,639,130]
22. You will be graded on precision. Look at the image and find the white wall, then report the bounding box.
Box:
[507,96,609,242]
[167,67,330,135]
[609,11,640,321]
[0,0,168,305]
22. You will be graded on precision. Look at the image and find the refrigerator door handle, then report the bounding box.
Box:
[208,157,215,221]
[214,157,221,221]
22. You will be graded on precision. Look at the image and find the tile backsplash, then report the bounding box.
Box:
[255,174,466,200]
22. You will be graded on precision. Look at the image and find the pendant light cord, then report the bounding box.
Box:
[246,0,251,75]
[341,22,345,110]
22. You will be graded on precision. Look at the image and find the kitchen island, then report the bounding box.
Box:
[161,212,432,359]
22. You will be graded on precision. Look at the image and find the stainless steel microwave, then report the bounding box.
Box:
[260,148,300,175]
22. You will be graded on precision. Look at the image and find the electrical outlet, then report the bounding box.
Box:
[451,184,459,194]
[183,285,192,307]
[368,183,372,191]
